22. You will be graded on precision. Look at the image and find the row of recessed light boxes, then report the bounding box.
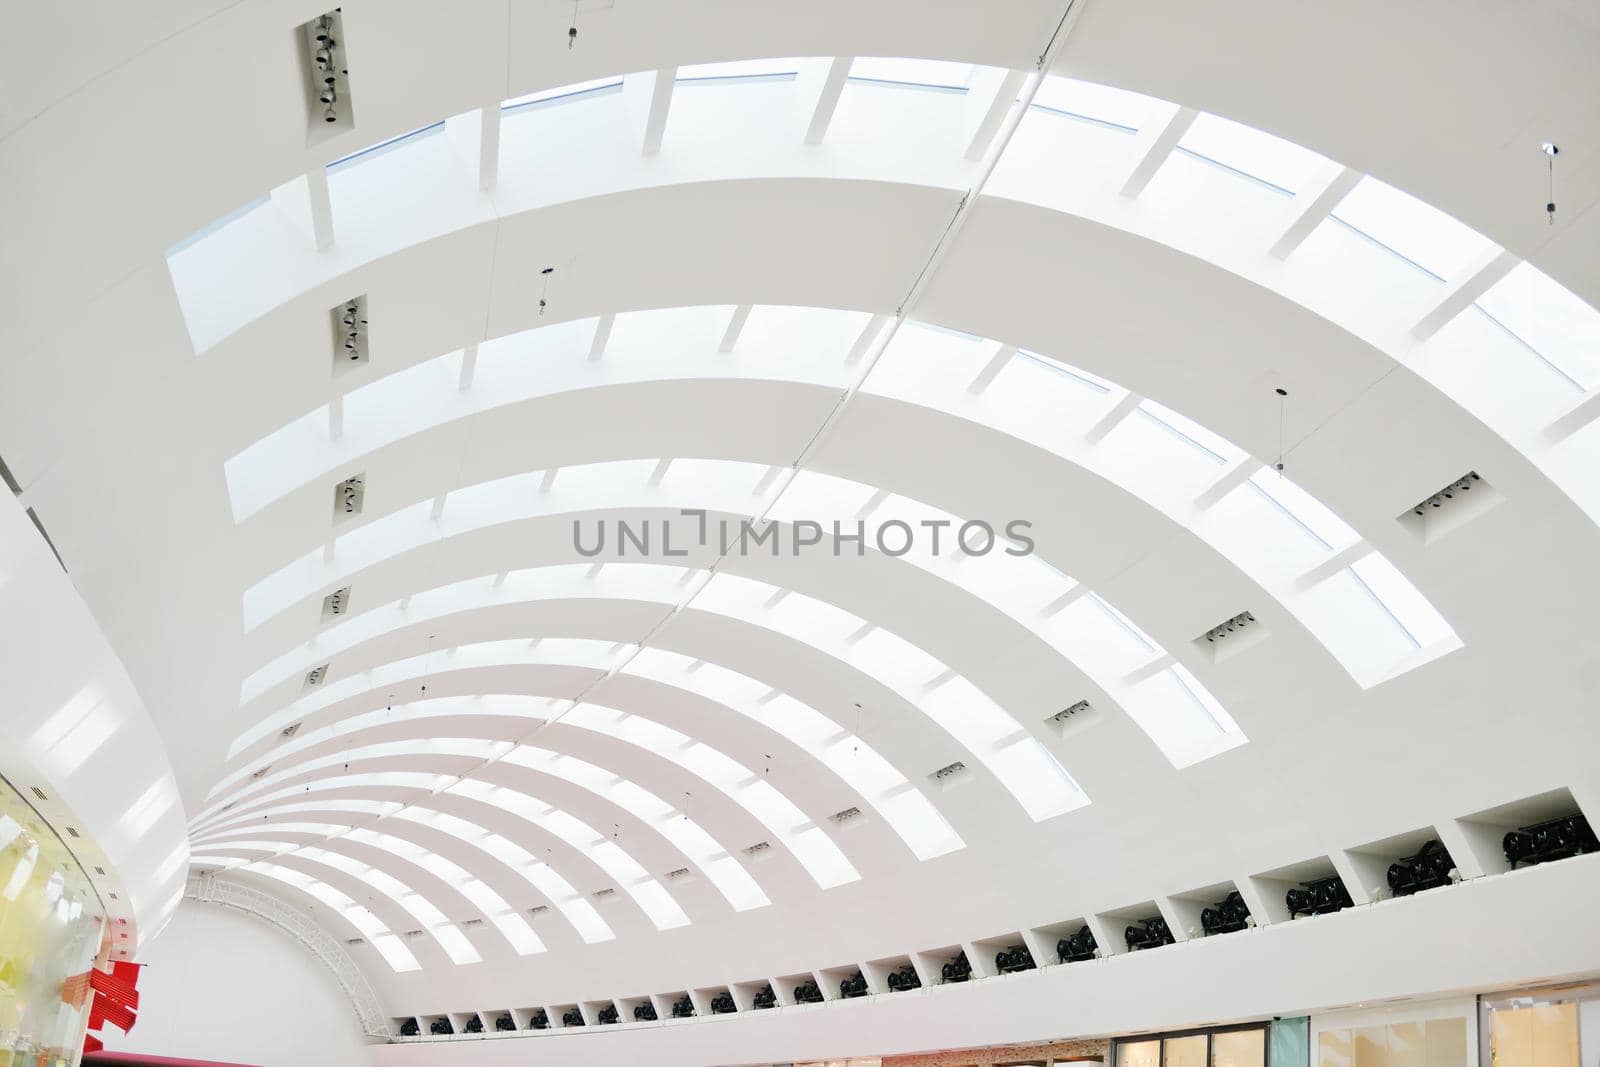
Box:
[391,787,1596,1040]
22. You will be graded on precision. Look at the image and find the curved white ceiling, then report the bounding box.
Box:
[6,0,1600,1038]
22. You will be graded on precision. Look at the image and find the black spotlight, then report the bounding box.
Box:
[839,971,869,998]
[671,995,696,1018]
[430,1018,454,1036]
[886,965,921,992]
[995,944,1035,974]
[1285,874,1353,918]
[494,1014,515,1032]
[1200,891,1252,936]
[399,1018,420,1037]
[1124,915,1175,951]
[711,992,736,1014]
[597,1005,619,1025]
[528,1010,550,1030]
[634,1002,658,1021]
[1057,924,1097,963]
[753,984,777,1010]
[941,950,972,983]
[1503,814,1599,869]
[464,1015,484,1034]
[793,978,824,1004]
[1387,839,1456,896]
[562,1009,584,1027]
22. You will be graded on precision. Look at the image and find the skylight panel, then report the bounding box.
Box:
[983,736,1084,821]
[1029,76,1171,132]
[677,58,801,81]
[1331,176,1498,281]
[1014,349,1114,394]
[502,77,623,111]
[1176,113,1331,195]
[244,862,420,971]
[1348,553,1457,650]
[873,788,962,860]
[326,120,446,174]
[1246,468,1360,551]
[1135,399,1246,465]
[850,57,973,90]
[1475,262,1600,391]
[1122,666,1244,768]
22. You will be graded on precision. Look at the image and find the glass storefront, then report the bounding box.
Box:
[0,774,108,1067]
[1480,984,1596,1067]
[1117,1023,1273,1067]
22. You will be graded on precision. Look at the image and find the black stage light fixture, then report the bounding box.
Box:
[494,1014,515,1032]
[399,1018,420,1037]
[671,995,696,1018]
[1200,891,1251,936]
[528,1010,549,1030]
[711,992,737,1014]
[793,978,824,1004]
[839,971,869,998]
[1387,839,1456,896]
[464,1015,484,1034]
[1285,874,1354,918]
[753,984,777,1009]
[941,950,972,983]
[1503,814,1599,869]
[1124,915,1175,951]
[634,1002,658,1021]
[1057,924,1097,962]
[597,1005,618,1025]
[429,1018,454,1036]
[562,1009,585,1027]
[886,965,921,992]
[994,945,1035,973]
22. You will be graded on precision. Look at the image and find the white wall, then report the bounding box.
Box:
[102,901,374,1067]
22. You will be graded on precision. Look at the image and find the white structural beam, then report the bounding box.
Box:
[1195,456,1259,509]
[642,67,677,155]
[968,344,1018,394]
[1410,248,1519,341]
[1295,540,1372,590]
[1084,391,1143,444]
[1270,164,1361,259]
[588,313,615,361]
[1119,107,1198,199]
[804,57,853,145]
[1546,388,1600,443]
[306,166,335,251]
[719,305,752,353]
[478,104,501,191]
[457,343,479,391]
[964,69,1028,161]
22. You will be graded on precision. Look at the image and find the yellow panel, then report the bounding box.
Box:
[1214,1028,1266,1067]
[1425,1016,1469,1067]
[1167,1034,1209,1067]
[1322,1028,1354,1067]
[1389,1021,1427,1067]
[1529,1004,1578,1067]
[1492,1006,1534,1067]
[1355,1026,1390,1067]
[1121,1040,1162,1067]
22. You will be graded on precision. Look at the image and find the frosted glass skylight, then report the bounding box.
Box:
[501,746,770,912]
[1331,176,1498,281]
[441,780,689,930]
[849,57,973,90]
[678,58,800,81]
[1246,468,1360,552]
[1029,76,1171,132]
[1135,398,1245,466]
[1176,113,1331,196]
[240,862,419,971]
[1475,262,1600,391]
[560,703,860,889]
[502,77,623,110]
[293,846,482,964]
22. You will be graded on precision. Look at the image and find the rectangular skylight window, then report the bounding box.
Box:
[1029,76,1172,133]
[677,58,801,82]
[849,57,973,90]
[326,120,446,174]
[502,77,624,111]
[874,788,962,860]
[1247,468,1359,551]
[1475,262,1600,391]
[1331,176,1498,282]
[984,735,1083,821]
[1348,553,1456,650]
[1176,113,1331,196]
[1135,398,1244,465]
[1014,350,1114,394]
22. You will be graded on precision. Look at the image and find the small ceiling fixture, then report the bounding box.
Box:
[1541,142,1559,224]
[538,266,555,316]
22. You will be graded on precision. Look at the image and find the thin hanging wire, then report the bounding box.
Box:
[568,1,580,49]
[1543,143,1559,225]
[538,267,554,316]
[1274,387,1288,473]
